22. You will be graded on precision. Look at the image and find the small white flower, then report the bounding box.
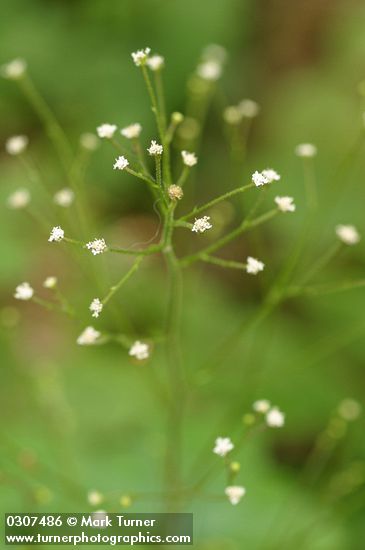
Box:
[48,226,65,242]
[97,123,117,139]
[113,156,129,170]
[43,276,57,289]
[338,399,362,421]
[266,407,285,428]
[252,169,280,187]
[87,490,104,506]
[146,55,164,71]
[77,326,101,346]
[336,225,360,245]
[5,135,28,155]
[252,171,269,187]
[239,99,260,118]
[225,486,246,505]
[7,188,30,209]
[121,123,142,139]
[246,256,264,275]
[129,341,149,361]
[253,399,271,413]
[54,188,74,208]
[275,196,296,213]
[1,58,26,79]
[223,106,243,125]
[213,437,234,457]
[147,140,163,156]
[262,168,281,182]
[131,47,151,66]
[197,60,222,81]
[90,298,103,318]
[192,216,212,234]
[14,282,34,301]
[86,238,107,256]
[295,143,317,158]
[80,133,99,151]
[181,150,198,167]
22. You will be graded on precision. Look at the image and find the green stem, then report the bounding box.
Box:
[102,257,143,305]
[198,254,247,271]
[162,206,186,509]
[108,243,163,256]
[18,75,73,173]
[297,241,342,287]
[125,167,159,188]
[302,157,318,211]
[141,65,165,143]
[286,279,365,299]
[176,166,190,188]
[179,182,254,221]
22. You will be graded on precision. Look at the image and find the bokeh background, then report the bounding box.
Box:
[1,1,365,548]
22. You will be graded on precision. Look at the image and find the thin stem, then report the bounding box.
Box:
[125,167,159,189]
[18,75,73,173]
[162,205,186,509]
[286,279,365,299]
[198,254,247,271]
[176,166,190,188]
[155,156,163,190]
[102,257,144,306]
[108,243,163,256]
[131,138,150,175]
[179,182,254,221]
[180,209,278,267]
[297,241,342,287]
[141,65,164,143]
[302,157,317,210]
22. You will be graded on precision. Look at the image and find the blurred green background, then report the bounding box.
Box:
[1,0,365,548]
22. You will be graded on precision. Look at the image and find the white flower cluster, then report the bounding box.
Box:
[147,140,163,156]
[131,48,151,67]
[77,326,101,346]
[246,256,264,275]
[113,156,129,170]
[225,486,246,506]
[252,169,281,187]
[89,298,103,318]
[54,188,74,207]
[295,143,317,158]
[86,238,108,256]
[336,225,360,245]
[253,400,285,428]
[43,276,57,289]
[1,58,27,80]
[14,282,34,301]
[7,188,30,209]
[97,124,117,139]
[275,196,296,213]
[181,150,198,167]
[121,123,142,139]
[146,55,164,71]
[80,133,99,151]
[213,436,234,457]
[129,341,149,361]
[87,490,104,506]
[197,60,222,81]
[49,226,65,242]
[192,216,212,234]
[223,99,260,125]
[6,135,28,155]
